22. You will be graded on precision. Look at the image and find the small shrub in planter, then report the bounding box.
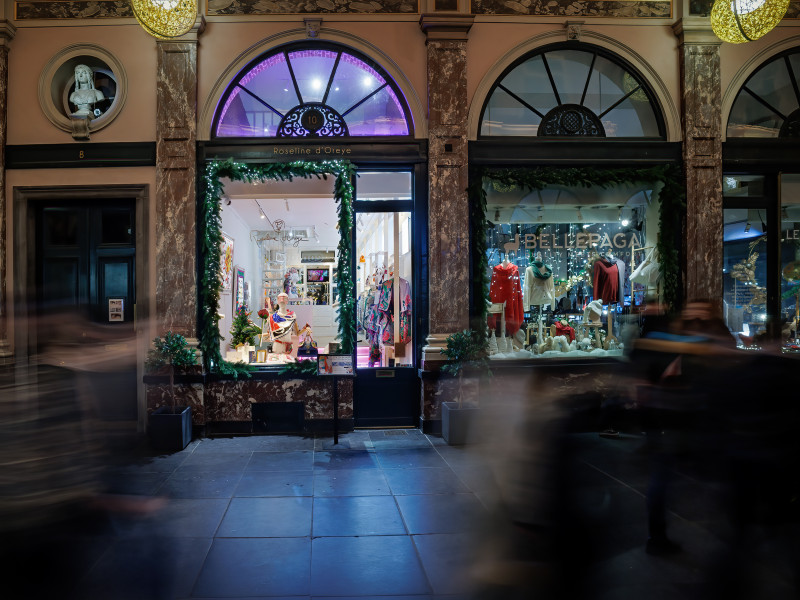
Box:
[145,331,197,451]
[441,329,491,444]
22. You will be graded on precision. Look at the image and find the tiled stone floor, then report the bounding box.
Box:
[48,428,800,599]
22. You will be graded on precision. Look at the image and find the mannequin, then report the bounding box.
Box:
[268,292,300,355]
[524,251,555,346]
[488,252,524,353]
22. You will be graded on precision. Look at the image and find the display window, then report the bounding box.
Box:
[217,175,342,366]
[483,181,662,360]
[781,174,800,353]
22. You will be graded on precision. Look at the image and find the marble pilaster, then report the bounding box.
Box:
[155,22,203,338]
[0,21,15,363]
[420,14,474,368]
[675,19,723,309]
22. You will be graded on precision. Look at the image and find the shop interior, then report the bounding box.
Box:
[218,171,414,367]
[484,180,661,360]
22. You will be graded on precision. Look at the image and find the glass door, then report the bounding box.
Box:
[352,171,419,427]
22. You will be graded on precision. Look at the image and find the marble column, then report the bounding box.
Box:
[155,20,204,338]
[674,19,723,309]
[419,14,474,370]
[0,20,15,363]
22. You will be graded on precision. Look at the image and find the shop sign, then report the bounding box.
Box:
[519,232,644,251]
[784,229,800,241]
[272,145,352,157]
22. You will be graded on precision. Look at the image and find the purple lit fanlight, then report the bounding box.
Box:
[216,48,410,138]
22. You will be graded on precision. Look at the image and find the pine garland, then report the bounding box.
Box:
[199,159,357,374]
[469,164,685,324]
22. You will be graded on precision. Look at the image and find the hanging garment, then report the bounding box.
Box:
[489,262,524,335]
[614,258,626,305]
[555,320,576,343]
[523,261,556,308]
[268,311,297,341]
[592,259,619,305]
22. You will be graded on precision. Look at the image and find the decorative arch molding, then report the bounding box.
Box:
[721,34,800,141]
[467,29,680,142]
[198,27,426,141]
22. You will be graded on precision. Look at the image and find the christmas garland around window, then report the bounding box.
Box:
[200,158,357,373]
[469,164,685,329]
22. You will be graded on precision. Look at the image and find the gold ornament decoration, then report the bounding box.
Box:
[710,0,790,44]
[130,0,197,40]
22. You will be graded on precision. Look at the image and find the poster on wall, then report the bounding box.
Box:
[234,266,245,313]
[221,233,234,292]
[319,354,354,376]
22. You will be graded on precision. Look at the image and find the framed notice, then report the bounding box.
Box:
[221,233,234,292]
[108,298,124,322]
[319,354,354,376]
[233,266,245,313]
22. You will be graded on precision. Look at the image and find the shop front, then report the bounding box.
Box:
[722,46,800,354]
[147,40,428,433]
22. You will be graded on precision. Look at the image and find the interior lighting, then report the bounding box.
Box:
[311,78,323,90]
[710,0,790,44]
[618,206,630,227]
[362,76,373,87]
[744,221,751,232]
[131,0,197,39]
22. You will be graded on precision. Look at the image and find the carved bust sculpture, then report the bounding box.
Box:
[69,64,105,117]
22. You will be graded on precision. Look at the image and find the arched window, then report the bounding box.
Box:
[479,44,665,139]
[727,49,800,138]
[213,43,413,138]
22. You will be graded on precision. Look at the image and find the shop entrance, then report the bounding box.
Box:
[353,172,419,427]
[33,199,137,421]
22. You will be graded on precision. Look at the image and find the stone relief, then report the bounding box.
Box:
[471,0,672,17]
[207,0,418,14]
[12,0,800,19]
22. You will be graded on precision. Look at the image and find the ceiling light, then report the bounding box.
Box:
[711,0,790,44]
[311,78,322,90]
[131,0,197,39]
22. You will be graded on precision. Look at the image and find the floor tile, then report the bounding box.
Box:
[247,451,314,471]
[191,537,311,598]
[375,448,449,469]
[312,496,406,536]
[383,467,469,495]
[311,536,430,597]
[159,471,242,499]
[103,470,170,496]
[176,451,253,472]
[189,436,263,453]
[369,429,434,449]
[313,469,391,497]
[255,435,317,452]
[138,498,229,538]
[235,470,314,497]
[413,533,480,596]
[315,431,372,451]
[313,450,380,471]
[217,497,312,537]
[395,493,487,535]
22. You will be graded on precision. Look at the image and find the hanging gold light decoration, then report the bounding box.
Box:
[130,0,197,40]
[711,0,790,44]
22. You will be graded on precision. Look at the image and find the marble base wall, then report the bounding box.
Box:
[145,378,354,431]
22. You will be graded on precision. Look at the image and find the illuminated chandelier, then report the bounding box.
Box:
[710,0,790,44]
[130,0,197,39]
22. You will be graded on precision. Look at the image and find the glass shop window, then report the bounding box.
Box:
[217,176,341,367]
[484,181,662,360]
[780,174,800,354]
[722,175,769,348]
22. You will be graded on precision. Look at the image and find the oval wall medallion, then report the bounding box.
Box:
[39,44,127,140]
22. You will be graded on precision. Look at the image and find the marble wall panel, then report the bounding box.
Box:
[205,378,354,422]
[0,43,8,348]
[680,42,722,307]
[156,41,198,337]
[207,0,418,14]
[146,383,206,425]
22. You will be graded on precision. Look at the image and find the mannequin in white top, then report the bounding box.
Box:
[268,292,299,356]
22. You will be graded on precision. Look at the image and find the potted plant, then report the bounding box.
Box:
[440,328,491,445]
[145,331,197,451]
[230,305,262,359]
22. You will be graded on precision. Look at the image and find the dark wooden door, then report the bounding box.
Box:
[35,200,137,420]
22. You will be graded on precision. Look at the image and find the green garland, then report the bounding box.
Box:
[199,158,357,373]
[469,164,685,326]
